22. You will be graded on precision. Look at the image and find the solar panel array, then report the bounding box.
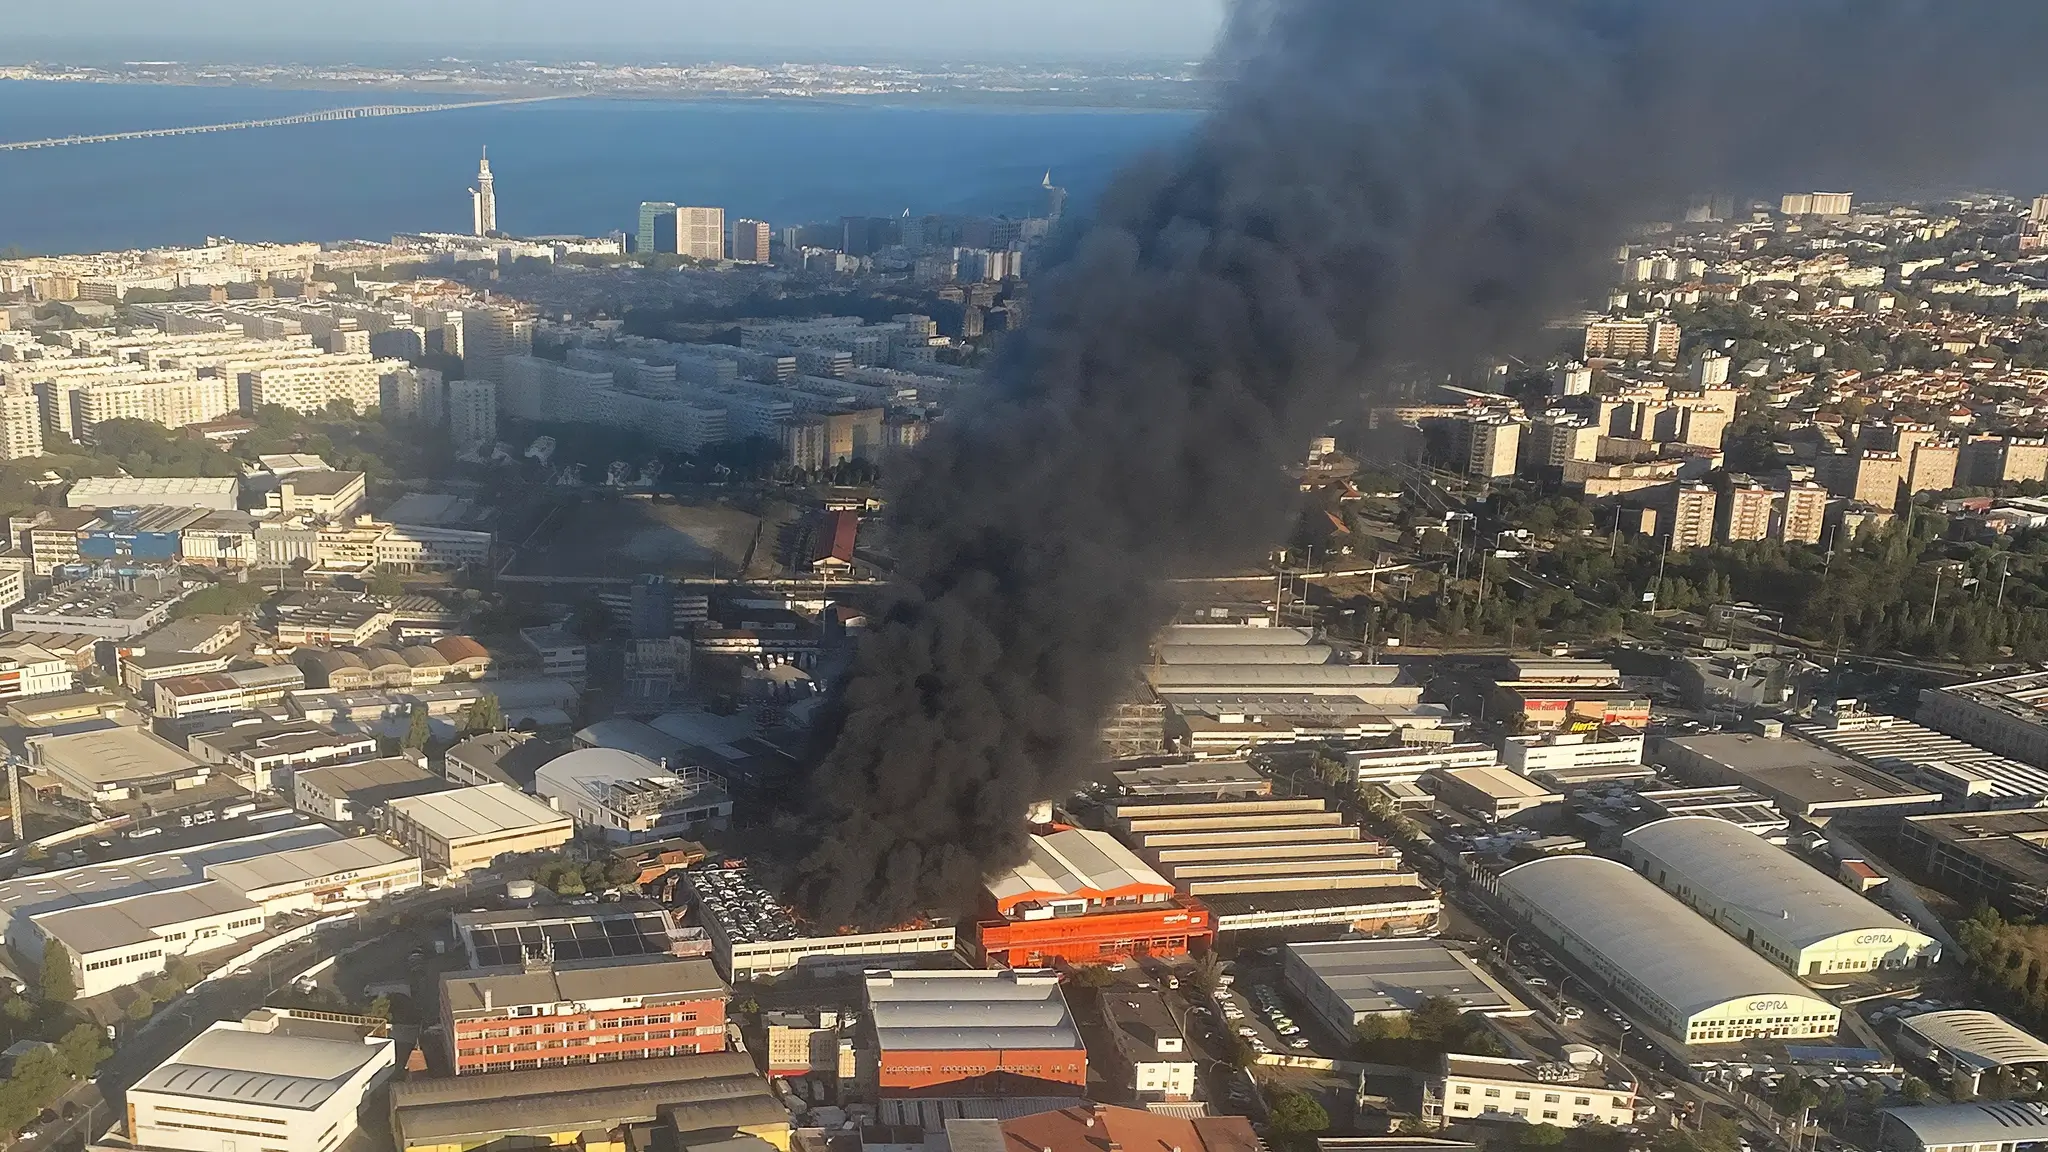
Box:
[464,908,674,967]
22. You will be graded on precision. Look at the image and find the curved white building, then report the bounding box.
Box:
[1621,816,1940,979]
[1497,855,1840,1045]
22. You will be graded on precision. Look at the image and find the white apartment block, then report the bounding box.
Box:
[0,644,74,701]
[373,523,493,569]
[243,354,409,414]
[460,306,534,384]
[448,378,498,448]
[74,375,236,440]
[0,388,42,459]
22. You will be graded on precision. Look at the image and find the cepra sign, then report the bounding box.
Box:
[1745,999,1790,1012]
[1855,933,1895,945]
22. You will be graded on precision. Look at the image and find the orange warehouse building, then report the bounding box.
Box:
[975,828,1213,968]
[864,969,1087,1096]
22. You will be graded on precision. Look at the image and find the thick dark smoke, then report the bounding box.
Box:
[795,0,2048,927]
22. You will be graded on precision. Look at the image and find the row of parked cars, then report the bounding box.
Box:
[1231,985,1312,1051]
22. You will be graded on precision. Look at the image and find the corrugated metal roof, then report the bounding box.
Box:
[1497,854,1835,1023]
[1622,816,1929,951]
[1882,1101,2048,1148]
[1901,1011,2048,1071]
[985,829,1173,912]
[866,971,1081,1052]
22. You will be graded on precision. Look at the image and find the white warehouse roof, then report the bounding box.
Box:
[1901,1011,2048,1072]
[132,1016,389,1111]
[385,783,569,842]
[1622,816,1931,952]
[985,829,1171,908]
[1497,854,1831,1024]
[865,969,1080,1052]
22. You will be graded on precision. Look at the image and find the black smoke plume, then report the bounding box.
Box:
[796,0,2048,927]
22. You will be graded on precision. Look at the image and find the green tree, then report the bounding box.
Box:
[1903,1076,1932,1103]
[461,694,504,737]
[126,994,156,1021]
[38,942,74,1002]
[403,704,432,752]
[1407,996,1466,1043]
[1520,1123,1566,1148]
[1265,1089,1331,1137]
[369,567,406,597]
[366,996,393,1022]
[56,1023,108,1078]
[1185,952,1224,997]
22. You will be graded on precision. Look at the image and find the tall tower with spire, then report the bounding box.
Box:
[470,148,497,237]
[1041,170,1067,223]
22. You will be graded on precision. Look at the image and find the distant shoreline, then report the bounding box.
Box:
[0,74,1211,114]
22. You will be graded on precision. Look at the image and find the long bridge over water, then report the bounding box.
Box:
[0,95,571,152]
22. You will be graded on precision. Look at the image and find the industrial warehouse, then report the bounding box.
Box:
[975,828,1211,968]
[1108,790,1440,935]
[1494,855,1841,1046]
[1619,816,1940,979]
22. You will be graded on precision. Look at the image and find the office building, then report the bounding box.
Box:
[1100,985,1197,1102]
[152,664,307,720]
[1781,191,1853,217]
[637,202,678,256]
[127,1009,396,1152]
[1583,317,1681,361]
[1428,764,1563,822]
[442,955,728,1074]
[187,718,379,790]
[267,469,367,518]
[674,207,726,261]
[975,828,1211,969]
[734,218,771,263]
[470,148,497,237]
[1432,1053,1636,1129]
[1898,809,2048,914]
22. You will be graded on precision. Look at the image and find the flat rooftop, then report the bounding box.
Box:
[33,879,257,954]
[29,726,208,787]
[0,824,342,935]
[442,955,726,1014]
[454,899,682,967]
[1285,938,1523,1016]
[132,1011,390,1112]
[866,969,1081,1052]
[204,836,417,894]
[384,783,571,842]
[1659,732,1943,812]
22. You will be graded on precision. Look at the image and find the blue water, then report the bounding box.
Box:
[0,81,1199,255]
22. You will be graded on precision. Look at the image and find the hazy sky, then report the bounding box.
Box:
[9,0,1228,60]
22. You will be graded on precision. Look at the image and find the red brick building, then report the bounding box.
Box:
[864,969,1086,1097]
[441,956,728,1075]
[975,828,1211,968]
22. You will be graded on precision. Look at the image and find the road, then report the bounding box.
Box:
[0,96,573,151]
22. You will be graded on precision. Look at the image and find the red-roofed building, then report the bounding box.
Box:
[813,511,859,572]
[948,1103,1259,1152]
[974,828,1212,968]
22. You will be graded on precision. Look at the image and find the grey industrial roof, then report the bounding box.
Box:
[1882,1101,2048,1148]
[866,971,1081,1052]
[1901,1011,2048,1072]
[442,955,726,1015]
[1660,732,1941,811]
[1154,645,1335,665]
[1800,719,2048,804]
[1622,816,1928,951]
[1158,625,1315,647]
[0,824,340,935]
[1497,855,1835,1022]
[1285,939,1521,1016]
[390,1052,777,1144]
[1143,664,1409,692]
[385,783,570,842]
[292,757,444,798]
[204,837,416,894]
[33,880,257,954]
[576,718,686,762]
[132,1021,387,1111]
